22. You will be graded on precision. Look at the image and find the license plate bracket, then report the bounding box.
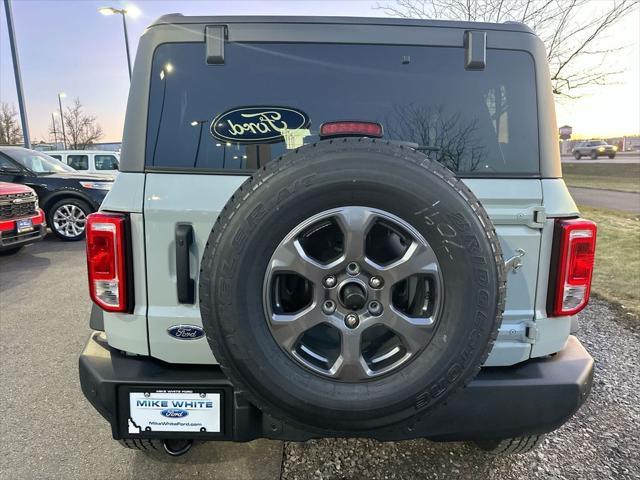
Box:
[16,218,33,233]
[122,387,227,438]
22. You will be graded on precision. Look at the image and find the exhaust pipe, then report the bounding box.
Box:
[162,439,193,457]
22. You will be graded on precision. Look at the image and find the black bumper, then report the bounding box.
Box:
[0,224,46,250]
[79,332,593,442]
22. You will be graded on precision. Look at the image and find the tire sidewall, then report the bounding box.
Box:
[201,140,504,432]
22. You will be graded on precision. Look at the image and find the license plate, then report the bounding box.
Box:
[128,390,221,434]
[16,218,33,233]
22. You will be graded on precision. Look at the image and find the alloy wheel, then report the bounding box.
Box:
[263,207,443,382]
[52,204,87,238]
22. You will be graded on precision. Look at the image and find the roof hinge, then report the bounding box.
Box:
[205,25,227,65]
[464,30,486,70]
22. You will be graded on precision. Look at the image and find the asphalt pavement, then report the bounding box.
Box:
[1,236,639,480]
[568,187,640,214]
[0,237,282,480]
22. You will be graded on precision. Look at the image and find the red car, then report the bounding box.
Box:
[0,181,47,255]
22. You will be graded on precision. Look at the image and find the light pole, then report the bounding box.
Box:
[98,5,141,80]
[3,0,30,148]
[57,92,67,149]
[51,112,58,147]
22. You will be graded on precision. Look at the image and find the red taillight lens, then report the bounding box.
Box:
[548,218,597,316]
[319,121,383,138]
[86,212,129,312]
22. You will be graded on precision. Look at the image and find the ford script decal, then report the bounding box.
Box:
[160,408,189,418]
[167,325,205,340]
[210,106,310,144]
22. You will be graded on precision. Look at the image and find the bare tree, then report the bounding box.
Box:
[54,98,103,149]
[0,102,23,145]
[385,104,486,172]
[376,0,639,96]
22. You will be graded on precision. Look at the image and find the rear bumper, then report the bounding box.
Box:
[79,332,593,442]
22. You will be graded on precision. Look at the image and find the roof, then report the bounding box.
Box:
[148,14,534,34]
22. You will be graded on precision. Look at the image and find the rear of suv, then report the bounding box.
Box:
[79,15,595,457]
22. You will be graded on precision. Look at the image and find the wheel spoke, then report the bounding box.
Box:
[375,241,439,284]
[333,207,376,262]
[269,306,326,351]
[331,329,369,380]
[384,309,434,355]
[270,238,331,285]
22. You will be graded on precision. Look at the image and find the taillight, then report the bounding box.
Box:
[319,121,383,139]
[548,218,597,316]
[86,212,130,312]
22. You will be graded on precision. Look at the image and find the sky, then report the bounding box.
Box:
[1,0,639,142]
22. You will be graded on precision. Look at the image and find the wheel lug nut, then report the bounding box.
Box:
[323,275,337,288]
[369,276,383,289]
[322,300,336,315]
[368,301,383,316]
[346,262,360,276]
[344,313,359,329]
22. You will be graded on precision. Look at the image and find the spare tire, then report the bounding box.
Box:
[200,138,505,432]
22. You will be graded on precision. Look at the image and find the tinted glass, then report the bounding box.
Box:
[146,43,539,174]
[67,155,88,170]
[95,155,119,170]
[5,149,76,173]
[49,154,62,161]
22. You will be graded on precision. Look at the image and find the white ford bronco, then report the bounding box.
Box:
[79,15,596,457]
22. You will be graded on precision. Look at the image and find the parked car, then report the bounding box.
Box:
[0,181,46,255]
[79,15,595,458]
[46,150,120,175]
[0,147,114,241]
[572,140,617,159]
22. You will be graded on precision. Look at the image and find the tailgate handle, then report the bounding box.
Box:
[175,223,195,304]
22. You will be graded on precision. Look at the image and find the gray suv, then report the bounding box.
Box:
[79,15,596,458]
[572,140,617,159]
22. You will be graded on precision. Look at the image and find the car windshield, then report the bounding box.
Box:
[6,149,77,174]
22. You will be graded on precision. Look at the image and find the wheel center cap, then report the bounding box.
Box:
[339,282,367,311]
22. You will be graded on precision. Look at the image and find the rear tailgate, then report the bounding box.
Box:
[142,174,543,366]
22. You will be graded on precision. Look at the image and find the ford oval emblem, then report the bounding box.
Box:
[161,408,189,418]
[167,325,205,340]
[211,106,310,144]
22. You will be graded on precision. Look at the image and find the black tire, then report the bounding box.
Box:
[474,434,545,454]
[199,138,505,433]
[0,246,23,256]
[47,198,91,241]
[590,151,598,159]
[119,439,194,458]
[573,151,581,159]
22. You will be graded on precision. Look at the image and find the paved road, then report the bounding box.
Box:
[568,187,640,214]
[562,153,640,164]
[2,237,639,479]
[0,237,282,480]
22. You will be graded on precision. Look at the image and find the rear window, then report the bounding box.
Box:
[146,42,539,175]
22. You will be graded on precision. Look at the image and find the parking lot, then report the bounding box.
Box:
[1,237,639,480]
